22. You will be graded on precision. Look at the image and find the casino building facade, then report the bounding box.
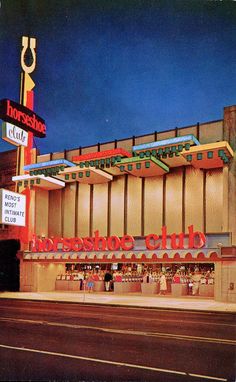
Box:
[5,103,234,303]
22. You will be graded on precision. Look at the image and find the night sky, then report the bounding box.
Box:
[0,0,236,154]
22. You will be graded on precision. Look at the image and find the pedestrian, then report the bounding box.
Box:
[87,272,94,293]
[78,271,84,290]
[192,271,201,295]
[172,271,181,284]
[159,272,167,295]
[104,270,112,291]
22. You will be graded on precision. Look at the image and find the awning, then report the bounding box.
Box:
[56,166,113,184]
[116,156,169,177]
[22,249,221,262]
[12,174,65,190]
[181,141,234,169]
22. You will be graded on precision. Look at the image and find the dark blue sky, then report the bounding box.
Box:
[0,0,236,154]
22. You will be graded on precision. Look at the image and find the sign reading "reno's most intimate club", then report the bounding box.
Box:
[0,189,26,227]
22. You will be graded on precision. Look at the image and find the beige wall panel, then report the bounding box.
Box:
[199,121,223,144]
[27,189,36,248]
[228,159,236,244]
[51,152,65,160]
[185,167,203,232]
[215,262,236,303]
[77,183,90,237]
[37,154,51,163]
[110,176,125,237]
[81,146,98,155]
[48,190,62,237]
[93,183,108,236]
[37,263,65,292]
[35,189,49,237]
[127,175,142,236]
[117,139,133,152]
[165,169,183,233]
[178,126,197,137]
[135,134,155,145]
[63,183,76,237]
[206,169,223,232]
[156,131,176,141]
[20,262,37,292]
[100,142,115,151]
[144,177,163,235]
[222,166,229,232]
[66,149,80,161]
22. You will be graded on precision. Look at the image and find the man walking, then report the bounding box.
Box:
[104,271,112,292]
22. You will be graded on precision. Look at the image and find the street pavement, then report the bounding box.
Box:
[0,290,236,312]
[0,300,235,381]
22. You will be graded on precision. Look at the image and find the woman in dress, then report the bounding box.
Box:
[159,272,167,295]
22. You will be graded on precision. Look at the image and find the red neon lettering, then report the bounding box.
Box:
[170,232,185,249]
[145,234,160,250]
[42,238,54,252]
[161,226,167,249]
[71,238,83,251]
[52,237,63,252]
[31,234,39,252]
[62,238,72,252]
[188,225,206,249]
[83,237,94,251]
[5,100,46,136]
[120,235,134,250]
[30,226,206,253]
[94,230,107,251]
[107,236,121,251]
[7,100,13,117]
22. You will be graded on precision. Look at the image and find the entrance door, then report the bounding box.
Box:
[0,239,20,291]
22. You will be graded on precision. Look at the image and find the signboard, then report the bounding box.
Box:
[31,226,206,252]
[2,122,28,147]
[0,189,26,226]
[0,99,46,138]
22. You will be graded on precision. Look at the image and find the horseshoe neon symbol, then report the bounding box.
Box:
[21,36,36,74]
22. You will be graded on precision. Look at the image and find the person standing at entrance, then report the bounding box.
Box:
[159,272,167,295]
[87,272,94,293]
[104,271,112,291]
[192,271,201,296]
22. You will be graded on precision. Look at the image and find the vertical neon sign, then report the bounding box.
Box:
[18,36,37,246]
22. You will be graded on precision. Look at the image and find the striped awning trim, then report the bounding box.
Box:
[23,249,220,261]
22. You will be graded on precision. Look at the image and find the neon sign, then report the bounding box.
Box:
[0,99,46,138]
[2,122,28,147]
[31,226,206,252]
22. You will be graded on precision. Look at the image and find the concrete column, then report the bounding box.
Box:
[224,105,236,151]
[224,105,236,245]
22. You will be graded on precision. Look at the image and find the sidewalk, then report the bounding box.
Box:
[0,291,236,312]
